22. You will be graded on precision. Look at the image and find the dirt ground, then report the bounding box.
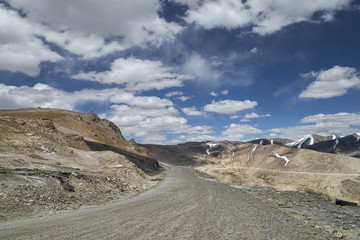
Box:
[0,166,326,240]
[193,168,360,239]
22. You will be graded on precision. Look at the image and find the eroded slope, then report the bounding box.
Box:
[0,108,163,221]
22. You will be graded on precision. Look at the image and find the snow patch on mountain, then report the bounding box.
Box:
[247,153,251,163]
[252,145,257,152]
[271,139,274,145]
[356,133,360,141]
[333,139,339,150]
[286,134,314,149]
[275,153,290,166]
[309,135,314,145]
[260,140,263,145]
[332,135,337,140]
[206,142,217,155]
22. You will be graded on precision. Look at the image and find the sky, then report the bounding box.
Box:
[1,0,360,144]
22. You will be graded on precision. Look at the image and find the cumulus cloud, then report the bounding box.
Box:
[269,112,360,140]
[222,124,263,141]
[0,5,63,76]
[299,66,360,99]
[44,31,127,59]
[0,83,119,110]
[240,112,271,122]
[111,93,173,109]
[184,0,352,35]
[0,82,175,112]
[6,0,182,53]
[0,0,183,75]
[73,57,192,91]
[105,104,213,144]
[182,106,202,116]
[182,53,221,83]
[204,99,257,114]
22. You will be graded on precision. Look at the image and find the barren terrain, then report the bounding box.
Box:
[0,108,163,221]
[0,166,327,240]
[1,108,360,239]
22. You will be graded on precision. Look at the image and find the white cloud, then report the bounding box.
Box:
[106,104,213,143]
[302,112,360,126]
[250,47,258,54]
[184,0,352,35]
[210,90,229,96]
[221,90,229,95]
[165,91,184,97]
[0,0,184,75]
[6,0,182,55]
[44,30,127,59]
[300,71,318,79]
[210,91,218,97]
[111,93,173,109]
[165,91,191,101]
[299,66,360,99]
[171,134,218,144]
[222,123,263,141]
[0,82,174,113]
[0,83,120,110]
[73,57,192,91]
[269,112,360,140]
[182,106,202,116]
[182,53,220,83]
[178,96,191,102]
[0,5,63,76]
[240,112,271,122]
[204,99,257,114]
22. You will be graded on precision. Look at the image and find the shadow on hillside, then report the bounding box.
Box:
[84,140,161,174]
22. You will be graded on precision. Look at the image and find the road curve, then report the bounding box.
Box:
[0,166,325,239]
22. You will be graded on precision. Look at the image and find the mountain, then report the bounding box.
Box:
[0,108,162,221]
[286,133,360,158]
[247,138,291,146]
[144,139,360,204]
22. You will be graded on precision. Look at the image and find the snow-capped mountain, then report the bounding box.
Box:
[285,134,336,149]
[286,133,360,158]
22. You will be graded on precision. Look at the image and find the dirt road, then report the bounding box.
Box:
[0,166,326,239]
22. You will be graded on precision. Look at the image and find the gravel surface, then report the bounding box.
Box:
[234,184,360,239]
[0,166,326,239]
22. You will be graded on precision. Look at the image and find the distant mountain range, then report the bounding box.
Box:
[248,133,360,158]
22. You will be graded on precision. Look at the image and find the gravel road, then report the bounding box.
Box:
[0,166,326,239]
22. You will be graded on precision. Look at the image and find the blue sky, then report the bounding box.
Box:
[1,0,360,144]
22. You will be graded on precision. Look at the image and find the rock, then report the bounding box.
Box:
[332,230,344,239]
[63,183,75,192]
[335,199,357,206]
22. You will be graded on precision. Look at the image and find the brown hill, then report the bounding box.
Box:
[0,108,163,221]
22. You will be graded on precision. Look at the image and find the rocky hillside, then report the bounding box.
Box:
[145,140,360,205]
[0,108,163,221]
